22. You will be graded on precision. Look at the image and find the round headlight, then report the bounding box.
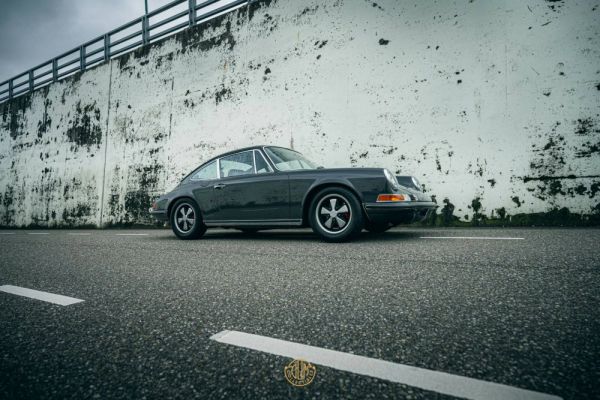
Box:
[383,169,398,190]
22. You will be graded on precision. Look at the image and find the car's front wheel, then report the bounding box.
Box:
[170,199,207,240]
[309,187,363,242]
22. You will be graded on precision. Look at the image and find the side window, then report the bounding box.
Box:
[255,150,273,174]
[219,151,255,178]
[190,160,218,181]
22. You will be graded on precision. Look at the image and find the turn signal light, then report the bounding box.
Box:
[376,194,409,202]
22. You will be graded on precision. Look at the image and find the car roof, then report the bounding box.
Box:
[180,145,293,183]
[203,145,292,163]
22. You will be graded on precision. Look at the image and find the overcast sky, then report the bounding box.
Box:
[0,0,173,81]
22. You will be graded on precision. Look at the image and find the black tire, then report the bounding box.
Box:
[365,222,392,233]
[237,228,259,234]
[309,187,363,242]
[170,198,207,240]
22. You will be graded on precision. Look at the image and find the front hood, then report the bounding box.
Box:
[314,167,384,174]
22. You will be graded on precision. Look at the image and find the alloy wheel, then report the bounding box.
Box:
[174,203,195,233]
[315,194,352,234]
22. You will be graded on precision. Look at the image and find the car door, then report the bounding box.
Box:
[212,149,290,222]
[188,160,220,221]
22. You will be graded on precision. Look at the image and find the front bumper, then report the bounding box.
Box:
[363,201,437,225]
[148,208,168,221]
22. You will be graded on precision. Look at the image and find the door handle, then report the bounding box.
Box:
[214,183,226,189]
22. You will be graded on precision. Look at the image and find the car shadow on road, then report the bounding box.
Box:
[155,229,422,243]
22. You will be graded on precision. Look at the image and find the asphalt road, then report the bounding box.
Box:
[0,228,598,400]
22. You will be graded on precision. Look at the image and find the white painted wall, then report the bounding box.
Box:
[0,0,598,227]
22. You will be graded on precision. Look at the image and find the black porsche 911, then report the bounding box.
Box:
[149,145,437,242]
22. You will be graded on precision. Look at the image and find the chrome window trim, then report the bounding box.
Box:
[254,149,273,174]
[261,146,281,172]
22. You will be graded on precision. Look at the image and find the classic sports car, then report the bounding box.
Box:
[149,146,437,242]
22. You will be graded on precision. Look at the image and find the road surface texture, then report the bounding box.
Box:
[0,228,598,399]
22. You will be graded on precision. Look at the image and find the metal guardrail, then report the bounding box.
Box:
[0,0,248,104]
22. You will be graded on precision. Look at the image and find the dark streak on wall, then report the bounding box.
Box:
[66,101,103,151]
[37,99,52,138]
[2,94,32,140]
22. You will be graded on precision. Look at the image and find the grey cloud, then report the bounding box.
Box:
[0,0,152,81]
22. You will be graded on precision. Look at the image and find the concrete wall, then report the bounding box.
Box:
[1,0,599,227]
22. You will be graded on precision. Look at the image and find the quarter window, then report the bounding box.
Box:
[190,160,218,181]
[219,151,255,178]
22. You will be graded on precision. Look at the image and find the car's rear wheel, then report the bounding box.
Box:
[365,222,392,233]
[309,187,363,242]
[170,199,206,240]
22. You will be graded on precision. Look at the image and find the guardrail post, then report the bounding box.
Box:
[189,0,197,26]
[104,34,110,61]
[28,70,34,92]
[8,79,13,99]
[52,59,58,82]
[80,45,86,71]
[142,16,149,45]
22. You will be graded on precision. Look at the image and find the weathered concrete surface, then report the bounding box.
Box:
[1,0,599,227]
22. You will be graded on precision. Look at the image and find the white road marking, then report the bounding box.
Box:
[115,233,149,236]
[27,232,50,235]
[420,236,524,240]
[211,330,561,400]
[0,285,84,306]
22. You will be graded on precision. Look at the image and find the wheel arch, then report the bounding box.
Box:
[167,196,203,222]
[301,181,363,226]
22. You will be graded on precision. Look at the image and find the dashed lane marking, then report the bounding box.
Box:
[210,330,560,400]
[0,285,84,306]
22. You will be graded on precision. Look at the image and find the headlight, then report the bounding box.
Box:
[383,169,398,190]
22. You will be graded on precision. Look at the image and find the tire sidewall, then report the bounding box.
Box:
[170,199,206,240]
[309,187,363,242]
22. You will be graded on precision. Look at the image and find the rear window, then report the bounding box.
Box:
[190,161,218,181]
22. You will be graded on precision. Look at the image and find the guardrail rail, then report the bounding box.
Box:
[0,0,248,103]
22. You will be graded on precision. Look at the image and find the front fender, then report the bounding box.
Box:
[300,177,364,215]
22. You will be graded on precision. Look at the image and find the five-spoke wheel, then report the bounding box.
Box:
[309,187,363,242]
[316,195,352,234]
[174,204,195,233]
[170,199,206,240]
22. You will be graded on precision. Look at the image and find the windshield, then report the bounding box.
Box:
[264,147,319,171]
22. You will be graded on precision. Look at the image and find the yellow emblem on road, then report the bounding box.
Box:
[284,359,316,387]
